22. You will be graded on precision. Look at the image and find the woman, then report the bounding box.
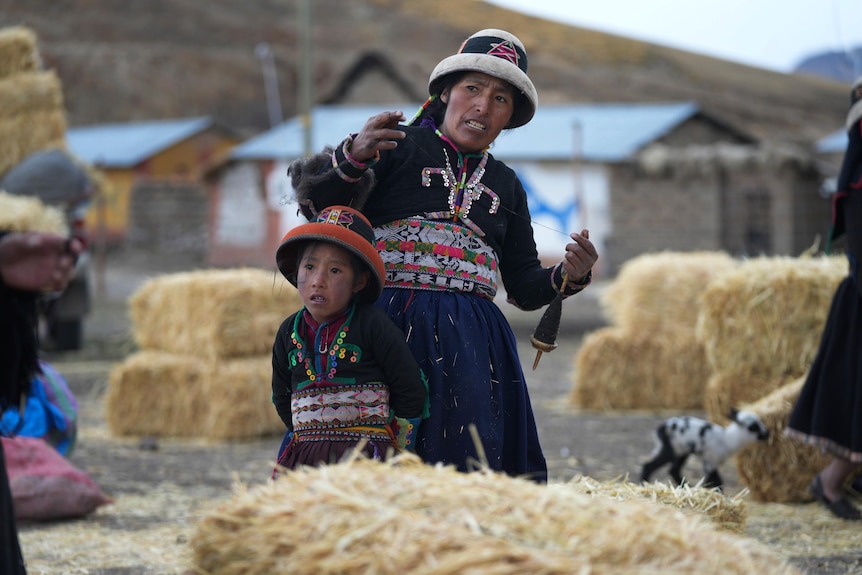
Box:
[289,29,598,482]
[1,230,84,574]
[785,76,862,520]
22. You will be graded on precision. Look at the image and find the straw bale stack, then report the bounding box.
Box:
[0,26,41,78]
[191,458,799,575]
[570,251,736,410]
[601,250,738,335]
[565,474,747,533]
[0,72,64,118]
[702,371,800,426]
[696,256,847,421]
[735,376,830,503]
[129,268,297,359]
[107,268,301,440]
[569,327,710,410]
[0,25,68,178]
[0,190,67,235]
[106,351,284,440]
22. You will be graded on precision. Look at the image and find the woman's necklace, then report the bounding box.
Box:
[423,130,497,235]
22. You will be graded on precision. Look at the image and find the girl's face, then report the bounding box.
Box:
[438,72,516,153]
[296,243,367,324]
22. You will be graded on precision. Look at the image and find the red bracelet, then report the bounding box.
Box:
[343,134,380,169]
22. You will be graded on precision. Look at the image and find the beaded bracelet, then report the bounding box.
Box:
[343,134,380,169]
[330,147,363,183]
[568,269,592,286]
[553,264,591,296]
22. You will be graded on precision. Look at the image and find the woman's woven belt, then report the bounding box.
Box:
[374,218,499,299]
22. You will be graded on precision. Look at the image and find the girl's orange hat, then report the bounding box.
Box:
[276,205,384,302]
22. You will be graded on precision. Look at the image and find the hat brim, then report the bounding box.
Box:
[429,53,537,128]
[276,224,385,303]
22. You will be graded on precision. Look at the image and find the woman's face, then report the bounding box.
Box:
[296,243,367,324]
[438,72,516,153]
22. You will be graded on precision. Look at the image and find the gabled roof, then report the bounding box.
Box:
[66,116,214,168]
[230,104,416,161]
[229,101,726,164]
[493,101,705,161]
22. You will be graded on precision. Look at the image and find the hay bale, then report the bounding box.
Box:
[570,251,736,411]
[601,251,737,335]
[0,71,64,119]
[106,351,283,440]
[735,376,830,503]
[202,356,284,441]
[565,474,747,533]
[129,268,301,360]
[0,26,41,78]
[0,107,67,178]
[703,371,799,423]
[569,327,709,410]
[696,256,847,382]
[0,190,67,234]
[190,459,799,575]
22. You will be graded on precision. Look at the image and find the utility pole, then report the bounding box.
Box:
[572,120,586,231]
[298,0,314,155]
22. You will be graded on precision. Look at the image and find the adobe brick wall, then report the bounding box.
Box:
[604,149,830,275]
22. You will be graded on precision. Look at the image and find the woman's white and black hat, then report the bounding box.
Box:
[428,29,537,128]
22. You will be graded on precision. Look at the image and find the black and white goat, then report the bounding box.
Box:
[640,408,769,490]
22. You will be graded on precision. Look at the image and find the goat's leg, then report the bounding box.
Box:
[669,455,689,486]
[641,436,675,482]
[641,453,671,482]
[702,469,723,491]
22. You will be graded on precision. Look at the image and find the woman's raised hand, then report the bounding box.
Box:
[349,110,406,163]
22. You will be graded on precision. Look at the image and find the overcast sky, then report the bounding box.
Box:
[485,0,862,75]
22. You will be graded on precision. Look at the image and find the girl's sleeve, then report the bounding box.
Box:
[271,316,296,431]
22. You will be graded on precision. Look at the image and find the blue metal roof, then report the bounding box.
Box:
[66,116,213,168]
[816,128,847,154]
[230,102,703,163]
[493,102,700,161]
[230,104,418,161]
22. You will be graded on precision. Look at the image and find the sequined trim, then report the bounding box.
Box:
[421,148,498,237]
[375,218,498,299]
[291,383,392,442]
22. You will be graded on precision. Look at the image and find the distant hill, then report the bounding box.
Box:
[0,0,851,144]
[794,47,862,85]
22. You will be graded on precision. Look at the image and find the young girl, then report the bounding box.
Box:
[271,205,428,473]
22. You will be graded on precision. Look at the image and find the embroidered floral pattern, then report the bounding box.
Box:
[288,314,361,384]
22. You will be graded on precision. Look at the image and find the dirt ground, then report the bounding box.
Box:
[13,251,862,575]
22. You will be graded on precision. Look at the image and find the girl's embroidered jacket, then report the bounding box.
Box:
[271,300,428,433]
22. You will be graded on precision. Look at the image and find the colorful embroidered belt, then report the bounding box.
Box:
[291,382,392,442]
[375,218,498,299]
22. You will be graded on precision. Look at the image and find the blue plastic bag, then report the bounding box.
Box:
[0,361,78,456]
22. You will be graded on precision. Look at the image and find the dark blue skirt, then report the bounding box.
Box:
[376,288,547,482]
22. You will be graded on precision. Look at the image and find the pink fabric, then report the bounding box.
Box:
[1,436,112,521]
